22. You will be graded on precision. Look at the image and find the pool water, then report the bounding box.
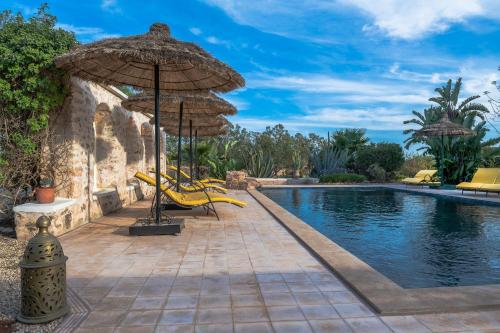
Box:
[260,187,500,288]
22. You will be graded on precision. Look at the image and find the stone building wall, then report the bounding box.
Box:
[14,77,164,240]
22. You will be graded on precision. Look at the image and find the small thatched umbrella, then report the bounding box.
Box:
[56,23,244,225]
[124,92,235,188]
[416,113,475,185]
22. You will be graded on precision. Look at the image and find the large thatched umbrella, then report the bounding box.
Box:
[124,92,235,189]
[416,113,474,185]
[56,23,244,226]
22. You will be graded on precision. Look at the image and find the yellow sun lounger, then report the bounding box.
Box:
[167,165,226,184]
[157,171,227,193]
[135,171,246,219]
[456,168,500,195]
[402,170,439,186]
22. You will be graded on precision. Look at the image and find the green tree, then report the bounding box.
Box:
[404,78,500,183]
[354,143,404,177]
[333,128,369,155]
[0,4,76,215]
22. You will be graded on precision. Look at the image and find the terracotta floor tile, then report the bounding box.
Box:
[267,305,306,321]
[272,320,314,333]
[308,319,353,333]
[159,309,197,325]
[233,306,269,323]
[196,307,233,324]
[345,317,392,333]
[235,322,273,333]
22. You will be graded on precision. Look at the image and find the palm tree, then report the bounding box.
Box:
[404,78,499,183]
[333,128,369,155]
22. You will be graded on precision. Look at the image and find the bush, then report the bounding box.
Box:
[319,173,366,183]
[354,143,404,176]
[367,164,386,182]
[398,155,435,177]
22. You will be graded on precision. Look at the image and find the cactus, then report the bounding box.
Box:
[247,149,275,178]
[310,145,348,176]
[291,150,306,178]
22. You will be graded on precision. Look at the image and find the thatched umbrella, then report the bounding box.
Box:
[124,92,235,188]
[56,23,244,225]
[416,113,474,185]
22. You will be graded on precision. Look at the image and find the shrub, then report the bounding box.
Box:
[367,164,386,182]
[398,155,435,177]
[319,173,366,183]
[354,143,404,176]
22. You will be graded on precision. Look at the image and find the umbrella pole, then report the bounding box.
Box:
[194,130,198,179]
[176,101,184,191]
[189,120,193,182]
[154,64,161,224]
[440,134,444,186]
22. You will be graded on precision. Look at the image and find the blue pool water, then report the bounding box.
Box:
[260,187,500,288]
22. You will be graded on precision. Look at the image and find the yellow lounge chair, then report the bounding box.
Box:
[135,171,246,220]
[456,168,500,194]
[157,171,227,193]
[402,170,439,186]
[167,165,226,184]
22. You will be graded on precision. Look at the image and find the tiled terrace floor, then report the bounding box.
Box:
[61,191,500,333]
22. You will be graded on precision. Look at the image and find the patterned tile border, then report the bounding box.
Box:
[54,286,91,333]
[248,188,500,315]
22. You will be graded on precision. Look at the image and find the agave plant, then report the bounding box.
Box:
[247,149,274,178]
[310,144,349,176]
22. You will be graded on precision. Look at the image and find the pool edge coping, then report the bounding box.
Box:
[248,188,500,316]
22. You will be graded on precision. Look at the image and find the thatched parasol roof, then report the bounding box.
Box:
[151,115,230,128]
[416,113,475,137]
[164,125,228,137]
[122,91,236,116]
[55,23,245,92]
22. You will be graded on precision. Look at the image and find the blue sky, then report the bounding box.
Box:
[6,0,500,147]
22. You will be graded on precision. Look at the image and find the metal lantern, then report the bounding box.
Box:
[17,216,69,324]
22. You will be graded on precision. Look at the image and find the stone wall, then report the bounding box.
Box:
[14,77,164,240]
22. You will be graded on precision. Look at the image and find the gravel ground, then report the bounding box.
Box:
[0,235,62,333]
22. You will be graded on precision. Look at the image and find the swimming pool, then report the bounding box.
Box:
[260,187,500,288]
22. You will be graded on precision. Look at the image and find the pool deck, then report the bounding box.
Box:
[57,190,500,332]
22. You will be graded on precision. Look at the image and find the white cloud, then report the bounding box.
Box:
[202,0,500,40]
[341,0,486,39]
[101,0,121,13]
[190,27,203,36]
[205,36,232,48]
[247,72,431,104]
[56,23,120,42]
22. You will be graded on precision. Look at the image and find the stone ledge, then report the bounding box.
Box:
[13,198,76,214]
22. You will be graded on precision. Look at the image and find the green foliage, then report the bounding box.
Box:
[404,78,499,184]
[354,143,404,176]
[333,128,369,155]
[367,164,386,182]
[0,4,76,212]
[247,149,275,178]
[398,155,435,178]
[206,139,237,179]
[319,173,366,183]
[310,144,349,176]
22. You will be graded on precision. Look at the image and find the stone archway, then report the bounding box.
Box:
[93,103,121,189]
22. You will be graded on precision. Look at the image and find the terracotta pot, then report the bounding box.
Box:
[36,187,55,204]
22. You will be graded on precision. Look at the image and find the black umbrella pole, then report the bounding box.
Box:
[176,101,184,191]
[189,120,193,182]
[194,130,198,179]
[154,64,161,224]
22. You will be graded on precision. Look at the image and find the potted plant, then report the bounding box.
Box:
[36,178,55,204]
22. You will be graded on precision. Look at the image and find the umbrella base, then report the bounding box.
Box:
[129,217,185,236]
[162,203,193,210]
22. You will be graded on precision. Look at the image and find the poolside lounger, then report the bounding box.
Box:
[135,171,246,220]
[167,165,226,184]
[155,170,227,193]
[402,170,439,186]
[456,168,500,194]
